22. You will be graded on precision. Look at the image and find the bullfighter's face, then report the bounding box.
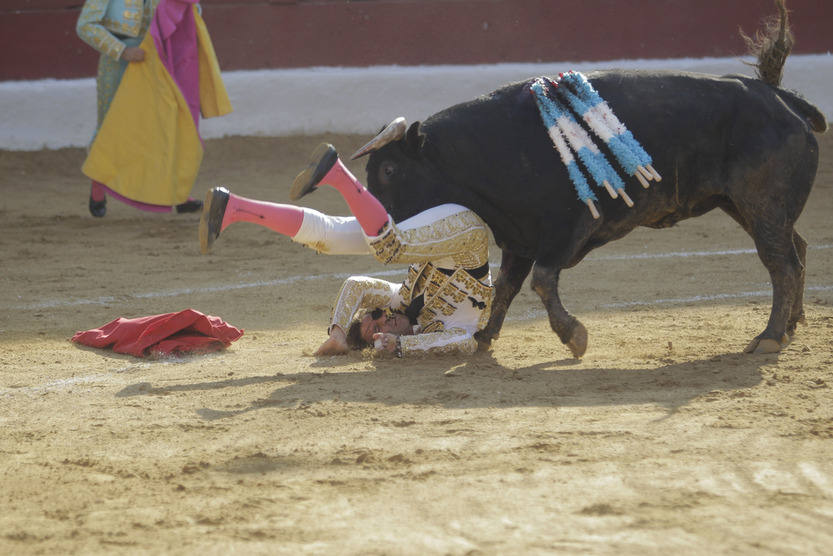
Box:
[359,311,413,343]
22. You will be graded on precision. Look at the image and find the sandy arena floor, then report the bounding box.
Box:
[1,130,832,554]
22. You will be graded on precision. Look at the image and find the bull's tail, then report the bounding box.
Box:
[741,0,792,87]
[742,0,828,133]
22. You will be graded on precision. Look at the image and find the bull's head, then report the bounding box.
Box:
[351,117,447,223]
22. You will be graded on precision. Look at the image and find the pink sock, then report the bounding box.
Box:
[221,194,304,237]
[321,159,389,236]
[90,181,106,202]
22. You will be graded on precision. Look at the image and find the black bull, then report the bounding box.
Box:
[359,70,827,356]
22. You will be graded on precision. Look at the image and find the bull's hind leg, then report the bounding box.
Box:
[475,251,533,348]
[530,262,587,358]
[744,224,805,354]
[787,230,808,335]
[722,202,806,353]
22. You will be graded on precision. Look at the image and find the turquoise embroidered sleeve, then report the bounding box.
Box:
[76,0,126,61]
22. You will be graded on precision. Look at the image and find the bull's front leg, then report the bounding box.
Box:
[530,262,587,358]
[475,250,534,349]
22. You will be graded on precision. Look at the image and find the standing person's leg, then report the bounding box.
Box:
[87,52,127,218]
[89,181,107,217]
[291,144,389,237]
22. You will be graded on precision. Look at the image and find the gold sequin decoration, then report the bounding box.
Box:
[400,329,478,356]
[368,222,401,264]
[421,321,444,334]
[368,210,490,268]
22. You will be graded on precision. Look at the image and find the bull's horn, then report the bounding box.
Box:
[350,117,408,159]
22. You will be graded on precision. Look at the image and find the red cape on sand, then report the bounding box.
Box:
[71,309,243,357]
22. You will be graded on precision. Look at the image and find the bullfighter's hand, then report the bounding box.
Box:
[121,46,146,63]
[373,333,398,353]
[314,326,348,356]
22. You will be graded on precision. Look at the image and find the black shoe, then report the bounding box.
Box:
[176,198,203,213]
[89,195,106,218]
[289,143,338,201]
[199,187,230,254]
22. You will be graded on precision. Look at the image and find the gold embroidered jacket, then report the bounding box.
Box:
[329,205,493,356]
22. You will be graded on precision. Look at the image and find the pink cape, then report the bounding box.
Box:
[151,0,201,130]
[71,309,243,357]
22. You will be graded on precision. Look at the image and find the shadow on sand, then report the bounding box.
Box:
[114,350,770,420]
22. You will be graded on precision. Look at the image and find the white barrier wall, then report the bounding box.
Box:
[0,54,830,151]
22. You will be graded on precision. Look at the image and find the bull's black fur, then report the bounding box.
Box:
[362,0,826,356]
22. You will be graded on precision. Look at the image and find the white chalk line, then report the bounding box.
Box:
[502,285,833,321]
[10,268,407,311]
[7,244,833,311]
[599,285,833,309]
[0,373,113,398]
[0,360,192,398]
[588,245,826,261]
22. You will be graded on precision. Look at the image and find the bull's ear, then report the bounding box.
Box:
[404,121,425,156]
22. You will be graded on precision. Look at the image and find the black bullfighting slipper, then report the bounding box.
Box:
[88,195,106,218]
[176,198,204,213]
[199,187,230,254]
[289,143,338,201]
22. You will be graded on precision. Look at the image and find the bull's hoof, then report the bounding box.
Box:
[566,322,588,358]
[474,329,495,346]
[476,339,492,352]
[743,334,790,354]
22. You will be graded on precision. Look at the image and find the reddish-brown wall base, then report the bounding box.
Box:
[2,0,831,81]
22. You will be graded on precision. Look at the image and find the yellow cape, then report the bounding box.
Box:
[82,7,232,206]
